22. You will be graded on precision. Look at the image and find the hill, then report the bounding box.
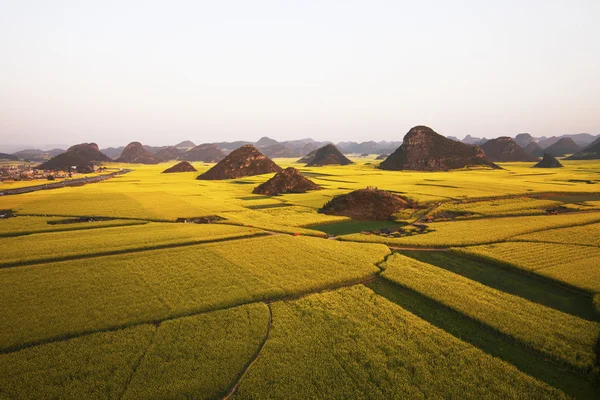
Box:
[100,147,124,159]
[566,137,600,160]
[116,142,159,164]
[523,142,545,157]
[38,143,110,171]
[174,140,196,150]
[543,138,581,157]
[11,148,64,162]
[480,137,539,162]
[211,141,253,152]
[539,133,598,149]
[255,136,279,148]
[181,144,225,162]
[154,146,182,162]
[380,126,498,171]
[0,153,19,161]
[336,141,402,155]
[306,144,353,166]
[260,143,298,158]
[252,167,321,195]
[197,145,281,180]
[297,150,317,164]
[461,135,487,145]
[162,161,197,173]
[514,133,536,148]
[533,153,563,168]
[319,188,412,220]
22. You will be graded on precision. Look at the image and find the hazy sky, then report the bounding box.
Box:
[1,0,599,148]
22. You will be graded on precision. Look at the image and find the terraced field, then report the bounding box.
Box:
[1,159,600,399]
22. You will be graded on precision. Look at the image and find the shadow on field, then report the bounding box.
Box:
[366,279,599,399]
[400,250,600,322]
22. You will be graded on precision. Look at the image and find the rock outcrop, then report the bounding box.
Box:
[197,145,281,180]
[319,188,412,220]
[306,144,353,166]
[38,143,110,171]
[533,153,563,168]
[380,126,498,171]
[480,137,539,162]
[162,161,198,173]
[116,142,159,164]
[252,167,321,195]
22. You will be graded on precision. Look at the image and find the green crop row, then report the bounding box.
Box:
[380,253,600,372]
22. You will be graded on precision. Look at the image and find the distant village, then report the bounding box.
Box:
[0,164,101,183]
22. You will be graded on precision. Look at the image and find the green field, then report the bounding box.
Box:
[2,159,600,398]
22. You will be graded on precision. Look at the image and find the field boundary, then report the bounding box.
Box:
[222,303,272,399]
[450,248,598,298]
[0,232,269,269]
[0,270,386,356]
[367,279,600,398]
[0,220,149,238]
[118,323,159,400]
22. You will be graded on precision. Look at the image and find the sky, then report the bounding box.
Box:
[0,0,599,149]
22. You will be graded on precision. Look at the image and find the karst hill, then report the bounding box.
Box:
[379,126,498,171]
[197,145,281,180]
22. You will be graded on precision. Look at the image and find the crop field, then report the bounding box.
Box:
[233,286,566,399]
[0,222,264,267]
[380,253,600,372]
[2,159,600,398]
[0,216,147,237]
[432,196,563,218]
[513,222,600,247]
[340,211,600,247]
[454,242,600,295]
[0,303,269,400]
[0,235,387,351]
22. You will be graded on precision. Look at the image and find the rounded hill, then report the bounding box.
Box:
[253,167,321,195]
[319,188,412,220]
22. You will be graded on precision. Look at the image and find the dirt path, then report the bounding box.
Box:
[222,304,272,399]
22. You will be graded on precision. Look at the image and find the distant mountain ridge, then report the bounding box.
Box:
[9,131,599,163]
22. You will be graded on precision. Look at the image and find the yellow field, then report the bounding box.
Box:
[2,158,600,398]
[454,242,600,294]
